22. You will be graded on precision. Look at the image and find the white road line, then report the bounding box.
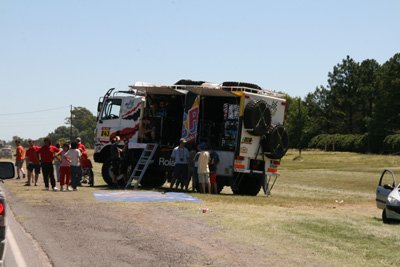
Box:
[7,228,27,267]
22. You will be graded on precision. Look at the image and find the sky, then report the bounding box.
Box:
[1,0,399,142]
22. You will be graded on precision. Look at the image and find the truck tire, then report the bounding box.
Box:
[231,173,262,196]
[222,81,261,90]
[262,124,289,159]
[175,79,206,86]
[101,158,113,186]
[101,158,125,187]
[244,100,272,136]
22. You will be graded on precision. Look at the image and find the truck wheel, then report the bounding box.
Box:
[244,100,271,136]
[262,124,289,159]
[101,158,113,186]
[140,169,167,188]
[101,158,125,186]
[231,173,262,196]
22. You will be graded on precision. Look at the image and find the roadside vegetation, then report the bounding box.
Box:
[3,149,400,266]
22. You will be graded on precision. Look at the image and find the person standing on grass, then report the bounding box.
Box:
[169,138,190,191]
[188,144,199,192]
[64,141,82,191]
[56,143,71,191]
[76,137,86,152]
[209,145,220,194]
[54,142,61,183]
[25,140,40,186]
[14,140,26,180]
[38,137,60,191]
[110,136,122,187]
[197,143,210,194]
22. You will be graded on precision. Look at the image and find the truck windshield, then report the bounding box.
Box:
[101,99,122,120]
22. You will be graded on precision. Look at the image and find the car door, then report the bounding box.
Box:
[376,169,396,209]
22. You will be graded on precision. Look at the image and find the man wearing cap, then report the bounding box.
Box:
[169,138,190,191]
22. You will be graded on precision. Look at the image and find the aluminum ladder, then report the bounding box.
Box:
[125,143,158,189]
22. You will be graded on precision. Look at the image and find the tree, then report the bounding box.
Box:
[358,59,380,133]
[304,86,333,135]
[65,107,96,148]
[370,53,400,151]
[284,95,310,149]
[48,126,79,145]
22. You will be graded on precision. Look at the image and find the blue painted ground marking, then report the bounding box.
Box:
[93,191,204,203]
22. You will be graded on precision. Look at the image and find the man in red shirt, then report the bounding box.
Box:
[76,137,86,152]
[38,137,60,191]
[25,140,40,186]
[14,140,26,180]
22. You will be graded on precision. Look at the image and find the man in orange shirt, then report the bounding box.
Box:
[14,140,26,180]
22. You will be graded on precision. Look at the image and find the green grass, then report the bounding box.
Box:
[4,149,400,266]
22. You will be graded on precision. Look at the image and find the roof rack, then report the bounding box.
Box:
[128,82,285,99]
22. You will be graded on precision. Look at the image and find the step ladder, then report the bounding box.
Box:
[125,143,158,189]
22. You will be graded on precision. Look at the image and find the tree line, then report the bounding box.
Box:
[9,107,96,149]
[7,53,400,154]
[284,53,400,153]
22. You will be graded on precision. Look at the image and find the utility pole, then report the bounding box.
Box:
[298,98,302,156]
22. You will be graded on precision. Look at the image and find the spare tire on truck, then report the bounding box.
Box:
[244,100,272,136]
[222,81,261,90]
[262,124,289,159]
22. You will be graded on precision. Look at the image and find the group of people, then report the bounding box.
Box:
[170,138,220,194]
[14,137,91,191]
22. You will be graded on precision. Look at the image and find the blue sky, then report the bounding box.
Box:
[1,0,399,142]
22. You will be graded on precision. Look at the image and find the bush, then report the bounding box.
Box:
[383,134,400,153]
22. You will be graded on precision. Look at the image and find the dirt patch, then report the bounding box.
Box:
[5,185,273,267]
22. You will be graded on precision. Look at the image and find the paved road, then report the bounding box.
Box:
[5,204,51,267]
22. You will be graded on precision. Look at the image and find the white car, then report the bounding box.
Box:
[376,169,400,223]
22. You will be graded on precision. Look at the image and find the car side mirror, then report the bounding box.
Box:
[383,184,394,190]
[0,162,15,179]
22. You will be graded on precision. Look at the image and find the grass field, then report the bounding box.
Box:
[4,149,400,266]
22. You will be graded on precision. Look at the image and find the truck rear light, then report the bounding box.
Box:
[235,156,245,160]
[0,203,3,215]
[268,168,278,173]
[272,160,280,165]
[281,102,286,106]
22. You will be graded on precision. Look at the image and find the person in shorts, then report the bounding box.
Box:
[197,143,210,194]
[25,140,40,186]
[14,140,26,179]
[64,141,82,191]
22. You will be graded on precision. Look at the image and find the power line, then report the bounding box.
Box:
[0,106,70,116]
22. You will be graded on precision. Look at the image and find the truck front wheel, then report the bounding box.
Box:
[101,158,125,187]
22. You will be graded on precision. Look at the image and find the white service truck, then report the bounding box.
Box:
[94,80,289,195]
